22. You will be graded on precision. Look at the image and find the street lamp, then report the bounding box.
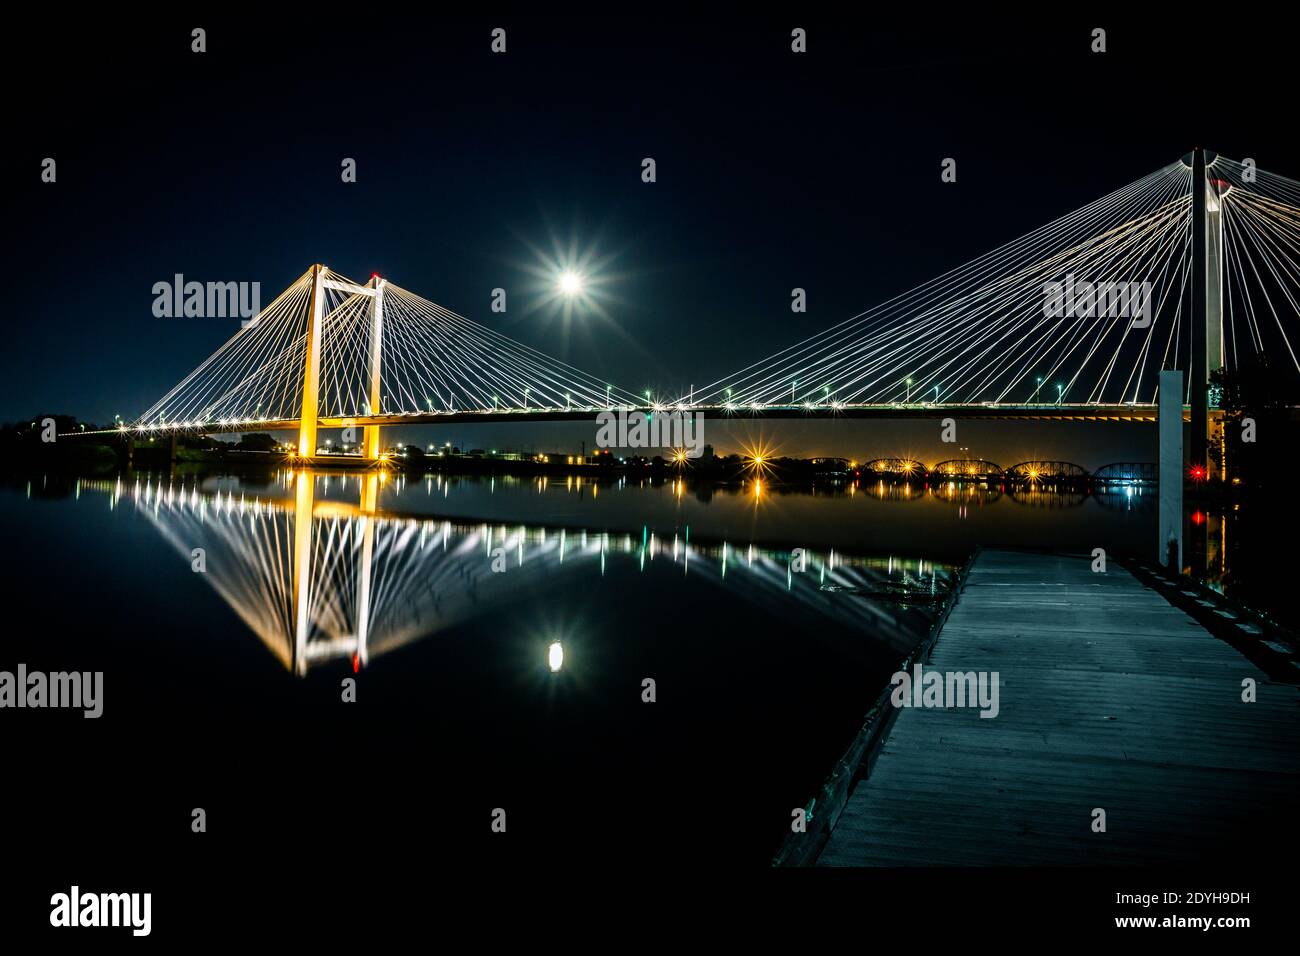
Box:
[905,378,912,403]
[1056,383,1064,405]
[1034,376,1043,404]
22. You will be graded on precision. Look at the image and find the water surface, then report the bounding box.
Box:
[4,469,1160,865]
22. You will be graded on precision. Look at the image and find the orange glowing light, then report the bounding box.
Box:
[740,438,777,477]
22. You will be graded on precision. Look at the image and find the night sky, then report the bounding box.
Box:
[7,12,1292,457]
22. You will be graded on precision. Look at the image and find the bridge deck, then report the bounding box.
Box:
[70,403,1173,437]
[816,550,1300,866]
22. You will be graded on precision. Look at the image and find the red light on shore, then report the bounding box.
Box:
[352,653,360,673]
[1189,465,1206,481]
[1191,510,1206,526]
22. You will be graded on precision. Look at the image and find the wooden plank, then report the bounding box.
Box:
[815,549,1300,866]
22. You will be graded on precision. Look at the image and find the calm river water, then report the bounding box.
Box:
[5,467,1259,869]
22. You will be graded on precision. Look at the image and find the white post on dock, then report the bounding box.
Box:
[1158,370,1183,571]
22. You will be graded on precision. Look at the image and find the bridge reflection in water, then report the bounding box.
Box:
[83,472,955,676]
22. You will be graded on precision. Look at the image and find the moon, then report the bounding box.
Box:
[558,271,584,296]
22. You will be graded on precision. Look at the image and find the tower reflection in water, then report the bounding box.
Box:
[85,471,953,676]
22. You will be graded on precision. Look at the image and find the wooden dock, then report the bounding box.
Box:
[815,549,1300,866]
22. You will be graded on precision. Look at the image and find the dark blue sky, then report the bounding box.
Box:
[7,11,1291,428]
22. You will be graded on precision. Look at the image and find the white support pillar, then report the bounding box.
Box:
[1206,178,1226,480]
[1158,370,1183,571]
[364,277,386,459]
[1206,183,1225,377]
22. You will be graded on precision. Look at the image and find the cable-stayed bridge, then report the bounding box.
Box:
[117,151,1300,461]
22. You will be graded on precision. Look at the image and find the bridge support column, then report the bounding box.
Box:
[1206,172,1226,480]
[364,277,386,460]
[297,265,327,458]
[1189,149,1209,473]
[1158,370,1183,572]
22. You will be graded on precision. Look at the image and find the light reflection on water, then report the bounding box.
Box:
[3,468,1195,861]
[120,467,1155,555]
[76,470,964,677]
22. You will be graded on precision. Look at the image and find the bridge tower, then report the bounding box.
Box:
[1206,168,1227,479]
[363,275,386,459]
[1189,147,1225,474]
[1190,148,1208,471]
[296,264,327,457]
[296,266,387,460]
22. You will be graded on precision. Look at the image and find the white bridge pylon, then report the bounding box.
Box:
[686,154,1300,409]
[135,265,643,457]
